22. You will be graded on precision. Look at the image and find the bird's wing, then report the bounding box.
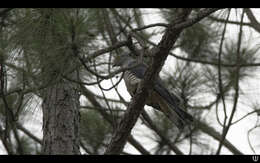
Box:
[154,82,193,123]
[152,91,186,130]
[127,62,147,79]
[125,61,193,125]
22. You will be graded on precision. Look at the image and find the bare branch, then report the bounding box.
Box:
[216,9,245,155]
[244,8,260,33]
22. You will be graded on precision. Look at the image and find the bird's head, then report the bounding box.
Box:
[112,53,133,67]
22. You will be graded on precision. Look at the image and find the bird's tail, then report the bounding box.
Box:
[159,102,192,130]
[154,84,193,130]
[157,96,193,130]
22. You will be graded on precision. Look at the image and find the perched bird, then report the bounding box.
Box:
[113,53,193,130]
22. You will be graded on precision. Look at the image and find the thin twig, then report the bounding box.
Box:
[216,9,231,127]
[216,9,245,155]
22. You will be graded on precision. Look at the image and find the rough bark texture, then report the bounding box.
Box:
[42,73,80,155]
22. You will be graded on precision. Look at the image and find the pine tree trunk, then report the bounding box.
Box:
[42,73,80,155]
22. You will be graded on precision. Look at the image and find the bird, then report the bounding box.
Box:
[112,53,193,131]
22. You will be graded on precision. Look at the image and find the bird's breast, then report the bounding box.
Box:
[123,71,141,96]
[124,71,141,85]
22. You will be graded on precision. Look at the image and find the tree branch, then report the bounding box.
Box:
[16,123,42,145]
[105,8,208,155]
[141,110,184,155]
[80,86,150,155]
[244,8,260,33]
[195,119,243,155]
[216,8,230,128]
[216,9,245,155]
[84,40,129,61]
[104,8,223,155]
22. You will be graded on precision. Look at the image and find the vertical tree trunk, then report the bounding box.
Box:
[42,73,80,155]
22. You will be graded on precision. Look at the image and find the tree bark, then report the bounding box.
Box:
[42,73,80,155]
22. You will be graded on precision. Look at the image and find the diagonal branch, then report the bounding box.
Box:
[196,119,243,155]
[105,8,223,155]
[104,8,192,155]
[16,123,42,145]
[141,111,184,155]
[244,8,260,33]
[80,86,150,155]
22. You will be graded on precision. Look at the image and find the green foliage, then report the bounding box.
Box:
[15,135,41,154]
[219,41,258,81]
[203,41,259,96]
[164,61,208,106]
[80,109,112,154]
[178,22,221,60]
[4,8,104,99]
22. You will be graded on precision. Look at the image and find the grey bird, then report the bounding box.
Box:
[113,53,193,130]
